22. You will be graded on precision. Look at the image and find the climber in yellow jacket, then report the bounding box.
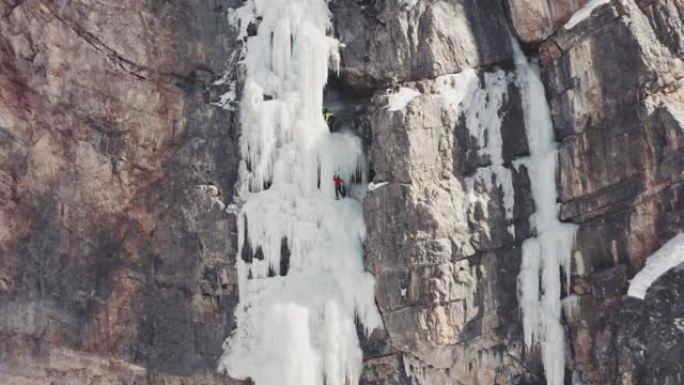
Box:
[324,109,335,129]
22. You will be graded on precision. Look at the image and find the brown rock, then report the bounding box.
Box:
[0,0,242,383]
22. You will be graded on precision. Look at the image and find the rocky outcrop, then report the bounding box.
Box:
[332,0,512,88]
[618,264,684,385]
[334,3,540,383]
[539,0,684,383]
[335,0,684,384]
[0,0,241,383]
[360,76,536,385]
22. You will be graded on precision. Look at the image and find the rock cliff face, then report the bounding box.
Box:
[333,0,684,385]
[0,0,242,383]
[1,0,683,385]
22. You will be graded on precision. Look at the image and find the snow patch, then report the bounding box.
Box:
[564,0,610,30]
[627,233,684,300]
[368,181,388,191]
[387,87,420,111]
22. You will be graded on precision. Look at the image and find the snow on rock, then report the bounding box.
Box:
[387,87,420,111]
[218,2,382,385]
[627,233,684,300]
[368,181,388,191]
[513,39,577,385]
[564,0,611,30]
[212,82,237,110]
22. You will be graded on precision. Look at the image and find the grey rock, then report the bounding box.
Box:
[332,0,512,88]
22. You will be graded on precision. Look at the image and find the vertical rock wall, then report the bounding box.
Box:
[333,1,541,384]
[536,1,684,384]
[0,0,243,383]
[334,0,684,384]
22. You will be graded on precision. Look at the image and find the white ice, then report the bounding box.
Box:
[387,87,420,111]
[513,40,577,385]
[564,0,611,30]
[219,2,383,385]
[627,233,684,300]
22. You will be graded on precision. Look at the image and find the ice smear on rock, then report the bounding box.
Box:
[627,233,684,299]
[436,68,516,222]
[512,41,577,385]
[218,2,383,385]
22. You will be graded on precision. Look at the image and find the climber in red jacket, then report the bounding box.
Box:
[333,175,346,200]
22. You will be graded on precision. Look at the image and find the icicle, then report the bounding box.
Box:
[512,39,577,385]
[219,2,382,385]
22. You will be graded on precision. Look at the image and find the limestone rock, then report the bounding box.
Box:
[332,0,512,88]
[359,67,537,383]
[0,0,242,383]
[507,0,583,43]
[539,0,684,383]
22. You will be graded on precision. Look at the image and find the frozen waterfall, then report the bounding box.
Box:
[431,37,576,385]
[513,42,578,385]
[218,2,383,385]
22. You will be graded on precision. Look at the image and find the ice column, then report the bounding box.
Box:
[513,42,577,385]
[219,2,383,385]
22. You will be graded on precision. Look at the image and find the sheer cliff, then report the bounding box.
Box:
[0,1,682,385]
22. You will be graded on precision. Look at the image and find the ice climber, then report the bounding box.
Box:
[324,109,336,129]
[333,175,346,200]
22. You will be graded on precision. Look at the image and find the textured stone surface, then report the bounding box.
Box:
[0,0,241,383]
[617,264,684,385]
[335,0,684,384]
[539,0,684,384]
[358,70,538,383]
[507,0,586,43]
[638,0,684,59]
[332,0,512,88]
